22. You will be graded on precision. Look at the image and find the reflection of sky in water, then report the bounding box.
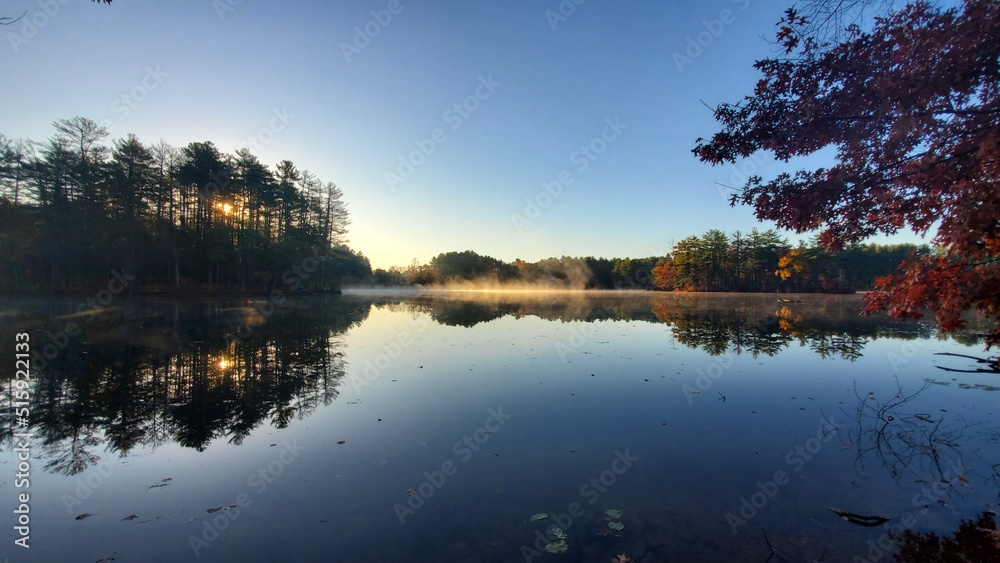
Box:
[1,294,997,562]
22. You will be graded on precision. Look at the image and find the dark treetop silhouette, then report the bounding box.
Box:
[0,118,370,294]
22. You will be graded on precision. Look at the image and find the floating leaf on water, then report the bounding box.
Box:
[604,509,622,520]
[75,513,92,520]
[405,490,416,496]
[337,441,346,445]
[608,521,624,531]
[827,507,889,527]
[122,514,139,521]
[547,526,567,540]
[545,539,569,554]
[372,459,387,467]
[206,506,224,513]
[530,513,548,522]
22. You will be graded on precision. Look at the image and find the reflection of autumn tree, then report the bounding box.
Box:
[653,300,791,356]
[19,297,368,474]
[776,305,868,361]
[893,512,1000,562]
[375,293,973,363]
[651,299,887,359]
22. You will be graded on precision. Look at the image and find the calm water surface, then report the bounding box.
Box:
[1,291,998,562]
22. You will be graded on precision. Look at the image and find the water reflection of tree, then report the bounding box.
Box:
[652,299,911,360]
[367,293,957,362]
[655,302,794,357]
[894,512,1000,561]
[6,297,368,474]
[429,300,521,327]
[843,379,983,482]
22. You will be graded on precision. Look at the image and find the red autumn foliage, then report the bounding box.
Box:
[694,0,1000,347]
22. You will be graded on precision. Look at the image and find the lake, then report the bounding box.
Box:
[1,291,998,562]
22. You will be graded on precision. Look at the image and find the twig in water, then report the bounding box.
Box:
[762,527,776,556]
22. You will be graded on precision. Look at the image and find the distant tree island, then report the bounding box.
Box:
[369,232,925,293]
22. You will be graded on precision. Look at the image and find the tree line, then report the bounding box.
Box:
[368,228,926,293]
[658,229,926,292]
[0,117,371,293]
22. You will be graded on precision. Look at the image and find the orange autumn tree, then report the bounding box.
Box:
[651,258,675,290]
[694,0,1000,355]
[775,247,808,282]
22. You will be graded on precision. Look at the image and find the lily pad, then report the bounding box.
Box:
[545,539,569,554]
[530,513,549,522]
[604,508,622,520]
[608,521,624,531]
[547,526,567,540]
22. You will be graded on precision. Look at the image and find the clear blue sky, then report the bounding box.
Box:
[1,0,924,269]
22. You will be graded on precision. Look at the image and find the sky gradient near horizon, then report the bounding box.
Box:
[1,0,928,269]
